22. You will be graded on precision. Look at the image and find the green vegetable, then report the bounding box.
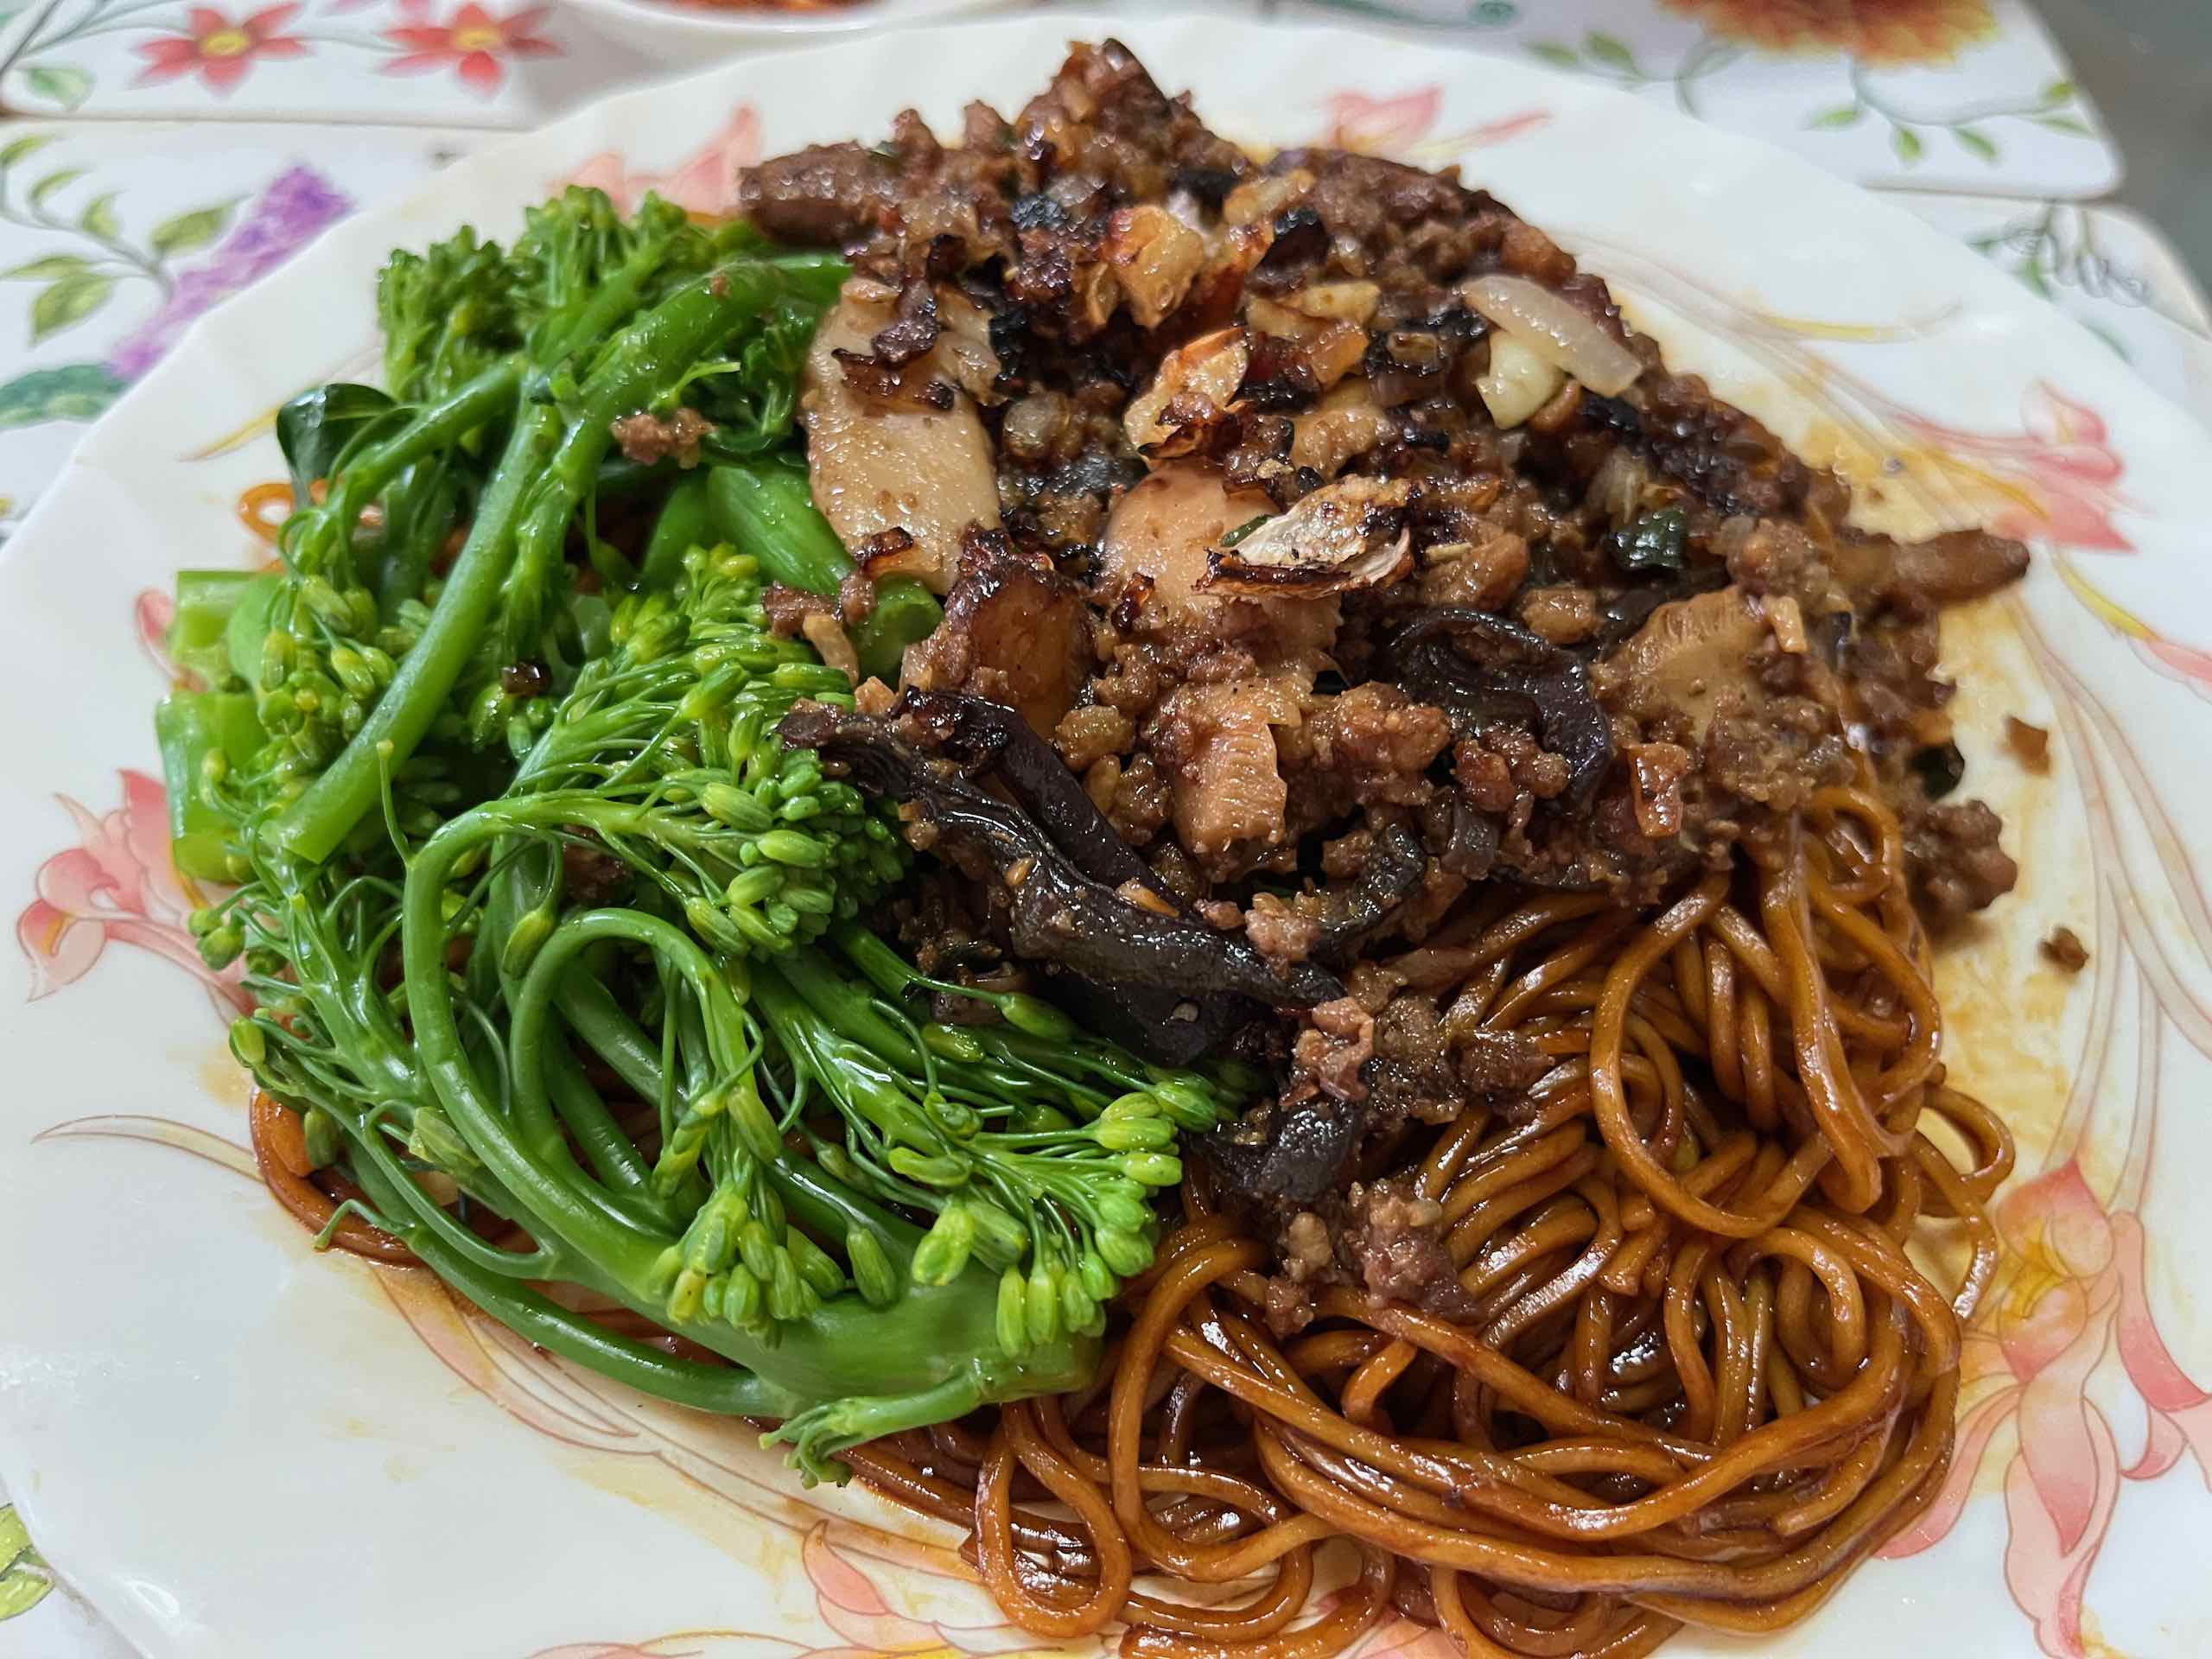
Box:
[642,470,714,591]
[709,460,851,596]
[155,190,1245,1487]
[708,460,942,682]
[274,383,401,504]
[1219,512,1271,549]
[220,572,286,690]
[166,569,260,690]
[855,580,944,685]
[153,690,264,881]
[1606,505,1689,575]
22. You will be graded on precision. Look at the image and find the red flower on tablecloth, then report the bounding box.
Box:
[382,3,557,98]
[1661,0,1997,65]
[15,770,250,1014]
[134,4,308,93]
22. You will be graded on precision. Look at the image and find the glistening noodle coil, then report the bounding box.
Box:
[847,785,2012,1657]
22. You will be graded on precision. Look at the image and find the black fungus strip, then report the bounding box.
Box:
[1308,817,1428,969]
[1383,608,1614,805]
[779,702,1344,1009]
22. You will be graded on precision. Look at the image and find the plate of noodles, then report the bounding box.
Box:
[3,12,2211,1659]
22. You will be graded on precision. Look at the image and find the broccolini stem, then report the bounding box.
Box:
[291,359,521,575]
[266,400,559,863]
[345,1147,804,1419]
[403,801,673,1285]
[640,470,713,589]
[492,264,798,678]
[707,460,944,681]
[709,460,852,597]
[399,798,1096,1413]
[556,967,666,1098]
[271,259,822,865]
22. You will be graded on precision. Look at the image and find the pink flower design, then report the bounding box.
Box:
[382,3,556,98]
[522,1525,1027,1659]
[1318,87,1550,159]
[16,770,250,1014]
[793,1523,1019,1657]
[1884,1154,2212,1656]
[1323,88,1444,152]
[2136,633,2212,701]
[137,585,184,685]
[1893,380,2133,551]
[569,108,764,219]
[134,5,308,93]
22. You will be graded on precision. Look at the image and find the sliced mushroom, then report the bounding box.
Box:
[1592,585,1767,744]
[1097,463,1351,680]
[1203,475,1414,599]
[800,278,1002,594]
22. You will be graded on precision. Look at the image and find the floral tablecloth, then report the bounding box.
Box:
[1,0,2207,1649]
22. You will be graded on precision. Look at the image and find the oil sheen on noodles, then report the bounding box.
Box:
[839,784,2011,1658]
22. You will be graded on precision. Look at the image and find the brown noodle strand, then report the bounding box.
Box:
[249,1090,416,1264]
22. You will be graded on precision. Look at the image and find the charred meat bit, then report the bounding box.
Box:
[2005,715,2052,772]
[1905,798,2018,922]
[609,407,713,469]
[2041,925,2089,972]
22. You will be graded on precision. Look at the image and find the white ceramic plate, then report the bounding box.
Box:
[5,13,2212,1658]
[562,0,1002,48]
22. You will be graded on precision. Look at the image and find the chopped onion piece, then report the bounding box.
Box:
[1463,272,1643,397]
[1476,331,1566,429]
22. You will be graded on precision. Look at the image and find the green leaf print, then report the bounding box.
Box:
[25,166,86,212]
[149,198,241,257]
[1582,32,1637,73]
[1952,126,1999,162]
[29,271,113,341]
[23,62,93,111]
[78,189,123,240]
[1528,41,1580,69]
[0,1506,53,1619]
[0,134,53,169]
[0,252,92,281]
[0,364,126,428]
